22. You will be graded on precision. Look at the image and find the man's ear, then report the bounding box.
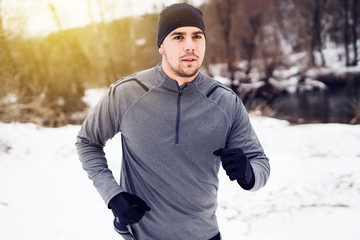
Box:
[158,44,164,55]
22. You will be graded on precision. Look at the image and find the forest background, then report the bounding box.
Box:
[1,0,359,127]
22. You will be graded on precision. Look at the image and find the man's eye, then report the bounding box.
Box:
[194,35,202,39]
[174,36,183,40]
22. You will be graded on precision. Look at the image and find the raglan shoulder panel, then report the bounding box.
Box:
[78,67,160,147]
[107,67,162,129]
[196,74,241,126]
[109,67,159,102]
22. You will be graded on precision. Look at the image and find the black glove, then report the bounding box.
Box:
[108,192,151,225]
[214,148,255,190]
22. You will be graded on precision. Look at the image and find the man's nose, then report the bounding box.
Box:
[184,38,195,52]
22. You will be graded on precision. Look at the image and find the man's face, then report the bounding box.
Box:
[159,26,206,82]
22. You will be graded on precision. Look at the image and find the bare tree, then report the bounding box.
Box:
[351,0,358,65]
[343,0,351,66]
[213,0,239,93]
[48,3,62,31]
[0,0,18,99]
[0,0,16,67]
[237,2,264,75]
[310,0,326,67]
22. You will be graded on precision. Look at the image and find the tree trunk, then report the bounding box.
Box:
[245,15,261,75]
[0,1,16,72]
[352,0,358,66]
[215,0,238,93]
[311,0,326,67]
[344,0,351,66]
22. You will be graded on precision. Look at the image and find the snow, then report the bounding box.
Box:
[210,44,360,95]
[1,89,360,240]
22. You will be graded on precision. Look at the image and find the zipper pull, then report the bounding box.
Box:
[179,89,183,96]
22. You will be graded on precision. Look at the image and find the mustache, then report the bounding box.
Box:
[180,53,199,59]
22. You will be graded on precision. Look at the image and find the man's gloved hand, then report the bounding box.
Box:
[214,148,255,190]
[108,192,151,225]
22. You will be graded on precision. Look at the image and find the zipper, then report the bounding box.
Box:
[175,88,182,144]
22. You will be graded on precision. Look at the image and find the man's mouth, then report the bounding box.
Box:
[182,58,197,62]
[181,53,199,63]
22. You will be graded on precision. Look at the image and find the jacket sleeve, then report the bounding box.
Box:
[76,88,124,206]
[226,97,270,191]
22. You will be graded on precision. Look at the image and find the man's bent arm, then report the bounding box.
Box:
[76,136,123,206]
[76,88,124,206]
[227,98,270,191]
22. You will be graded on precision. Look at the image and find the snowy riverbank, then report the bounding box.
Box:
[1,115,359,240]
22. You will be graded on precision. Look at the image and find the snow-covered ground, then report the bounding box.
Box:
[1,89,360,240]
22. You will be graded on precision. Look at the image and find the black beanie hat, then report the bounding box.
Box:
[157,3,206,48]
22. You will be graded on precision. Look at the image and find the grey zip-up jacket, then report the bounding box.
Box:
[76,64,270,240]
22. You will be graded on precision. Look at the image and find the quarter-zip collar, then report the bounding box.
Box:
[155,63,200,93]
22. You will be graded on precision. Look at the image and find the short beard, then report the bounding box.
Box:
[170,64,200,78]
[164,52,201,78]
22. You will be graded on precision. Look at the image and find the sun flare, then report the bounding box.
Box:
[1,0,183,37]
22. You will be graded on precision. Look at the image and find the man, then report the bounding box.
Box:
[76,3,270,240]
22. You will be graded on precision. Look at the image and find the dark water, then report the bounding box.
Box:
[273,79,360,124]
